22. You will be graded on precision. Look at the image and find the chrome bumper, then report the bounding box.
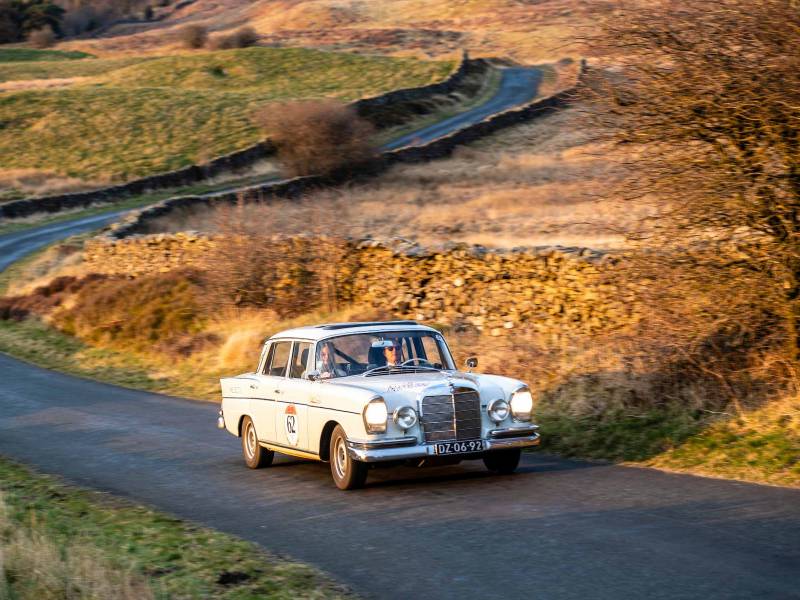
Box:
[216,409,225,430]
[346,426,541,463]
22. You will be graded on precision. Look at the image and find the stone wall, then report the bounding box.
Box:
[82,233,635,336]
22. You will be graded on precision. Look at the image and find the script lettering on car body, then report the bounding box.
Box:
[385,381,429,393]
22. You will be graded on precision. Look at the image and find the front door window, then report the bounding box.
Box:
[289,342,312,379]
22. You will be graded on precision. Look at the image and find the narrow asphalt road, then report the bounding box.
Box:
[0,211,129,272]
[382,67,542,150]
[0,354,798,599]
[1,65,799,599]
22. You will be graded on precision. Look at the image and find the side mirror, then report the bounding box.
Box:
[465,357,478,371]
[306,369,321,381]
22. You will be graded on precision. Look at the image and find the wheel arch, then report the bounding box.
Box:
[237,415,248,438]
[319,420,340,462]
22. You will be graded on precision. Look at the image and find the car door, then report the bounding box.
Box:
[275,341,312,452]
[250,340,291,443]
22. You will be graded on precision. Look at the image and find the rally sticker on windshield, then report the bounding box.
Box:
[285,404,298,446]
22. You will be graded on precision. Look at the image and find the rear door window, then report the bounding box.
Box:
[264,341,291,377]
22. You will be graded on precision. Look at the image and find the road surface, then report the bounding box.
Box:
[1,66,799,600]
[0,354,798,599]
[382,67,543,150]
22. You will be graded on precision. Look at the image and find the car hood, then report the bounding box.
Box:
[324,370,518,408]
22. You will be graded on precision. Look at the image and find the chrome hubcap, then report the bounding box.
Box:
[334,437,347,479]
[245,423,257,459]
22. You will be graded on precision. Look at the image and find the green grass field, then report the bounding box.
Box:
[0,458,350,598]
[0,47,93,62]
[0,47,452,183]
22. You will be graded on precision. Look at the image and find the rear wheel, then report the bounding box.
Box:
[483,448,521,474]
[330,425,368,490]
[241,416,274,469]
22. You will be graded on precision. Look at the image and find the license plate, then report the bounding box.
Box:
[432,440,485,455]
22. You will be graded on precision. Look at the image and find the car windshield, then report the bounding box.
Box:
[315,330,455,379]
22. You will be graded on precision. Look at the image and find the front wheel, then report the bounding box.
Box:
[483,448,521,475]
[329,425,368,490]
[241,416,274,469]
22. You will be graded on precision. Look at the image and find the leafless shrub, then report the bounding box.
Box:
[208,26,258,50]
[28,26,56,48]
[582,0,800,400]
[200,194,352,317]
[254,100,375,177]
[179,23,207,49]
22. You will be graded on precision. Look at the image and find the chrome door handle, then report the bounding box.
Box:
[249,383,257,390]
[309,398,321,405]
[274,389,282,394]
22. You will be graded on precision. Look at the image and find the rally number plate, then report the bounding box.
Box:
[431,440,485,455]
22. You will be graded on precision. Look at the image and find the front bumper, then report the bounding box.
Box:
[346,425,541,463]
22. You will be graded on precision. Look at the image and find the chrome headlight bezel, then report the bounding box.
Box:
[393,406,418,430]
[487,398,510,423]
[363,397,388,434]
[510,386,533,422]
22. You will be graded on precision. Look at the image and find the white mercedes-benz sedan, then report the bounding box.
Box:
[218,321,540,489]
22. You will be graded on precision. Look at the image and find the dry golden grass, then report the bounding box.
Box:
[0,169,104,201]
[152,105,646,250]
[0,76,90,92]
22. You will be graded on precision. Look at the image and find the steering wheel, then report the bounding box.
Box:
[401,358,434,367]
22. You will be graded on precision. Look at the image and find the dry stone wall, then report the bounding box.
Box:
[82,233,635,337]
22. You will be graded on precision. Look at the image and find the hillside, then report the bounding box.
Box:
[0,46,451,197]
[59,0,610,62]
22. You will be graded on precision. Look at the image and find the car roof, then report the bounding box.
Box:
[268,321,440,343]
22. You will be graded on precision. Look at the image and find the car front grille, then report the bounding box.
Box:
[421,388,482,442]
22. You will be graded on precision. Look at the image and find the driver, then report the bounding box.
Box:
[383,341,404,367]
[318,342,345,379]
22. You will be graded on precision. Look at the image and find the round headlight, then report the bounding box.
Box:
[510,388,533,421]
[363,398,388,434]
[393,406,418,430]
[487,398,510,423]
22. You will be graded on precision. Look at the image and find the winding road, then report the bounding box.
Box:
[1,67,799,600]
[382,67,542,151]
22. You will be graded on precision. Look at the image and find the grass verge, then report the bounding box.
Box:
[0,318,211,398]
[0,457,351,598]
[642,397,800,487]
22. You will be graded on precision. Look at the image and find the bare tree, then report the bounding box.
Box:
[200,192,353,317]
[583,0,800,374]
[253,100,375,177]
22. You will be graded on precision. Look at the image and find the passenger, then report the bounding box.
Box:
[318,343,345,378]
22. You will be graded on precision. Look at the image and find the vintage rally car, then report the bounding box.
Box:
[218,321,540,489]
